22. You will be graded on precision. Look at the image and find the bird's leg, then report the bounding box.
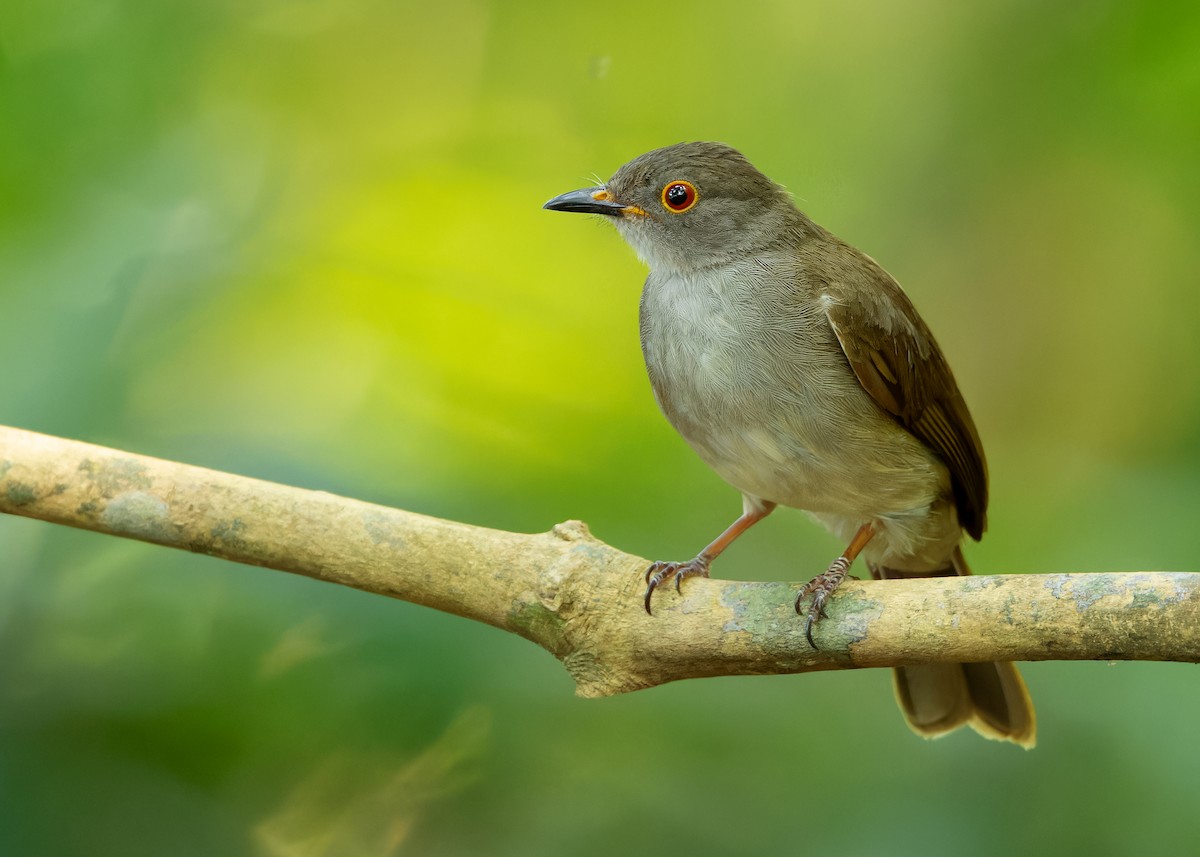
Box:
[644,501,776,614]
[796,522,876,649]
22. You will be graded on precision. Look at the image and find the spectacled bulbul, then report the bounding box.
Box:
[544,142,1034,746]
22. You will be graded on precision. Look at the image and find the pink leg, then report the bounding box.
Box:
[795,522,876,648]
[644,501,776,614]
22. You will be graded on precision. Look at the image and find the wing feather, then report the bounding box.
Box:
[816,248,988,539]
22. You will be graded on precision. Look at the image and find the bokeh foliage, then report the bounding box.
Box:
[3,1,1200,854]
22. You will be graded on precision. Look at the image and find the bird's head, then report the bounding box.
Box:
[544,142,803,273]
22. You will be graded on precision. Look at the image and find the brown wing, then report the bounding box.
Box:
[818,250,989,540]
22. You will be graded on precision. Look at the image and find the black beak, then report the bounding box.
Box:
[543,187,627,217]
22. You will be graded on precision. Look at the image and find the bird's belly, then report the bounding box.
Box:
[641,287,943,520]
[657,367,958,567]
[639,266,962,567]
[672,389,939,518]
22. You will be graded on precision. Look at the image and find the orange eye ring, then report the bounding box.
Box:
[661,180,698,213]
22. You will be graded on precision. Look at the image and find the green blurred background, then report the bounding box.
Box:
[3,1,1200,854]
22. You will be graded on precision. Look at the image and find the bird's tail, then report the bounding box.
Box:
[869,546,1036,748]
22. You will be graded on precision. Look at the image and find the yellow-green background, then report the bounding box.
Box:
[3,1,1199,854]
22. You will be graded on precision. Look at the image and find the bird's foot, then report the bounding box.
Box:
[644,555,711,614]
[795,555,853,649]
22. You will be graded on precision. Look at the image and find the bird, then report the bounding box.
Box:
[543,142,1035,746]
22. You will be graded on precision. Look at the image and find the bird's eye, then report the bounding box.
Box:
[661,181,698,213]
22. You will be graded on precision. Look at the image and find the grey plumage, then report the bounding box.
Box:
[545,142,1035,747]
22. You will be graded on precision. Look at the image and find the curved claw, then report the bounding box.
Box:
[643,571,664,614]
[642,557,710,615]
[804,613,817,649]
[644,561,674,614]
[802,591,832,649]
[795,555,852,650]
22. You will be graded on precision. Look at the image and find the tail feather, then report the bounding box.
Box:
[871,547,1036,748]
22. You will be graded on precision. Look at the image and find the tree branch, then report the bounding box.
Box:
[2,425,1197,697]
